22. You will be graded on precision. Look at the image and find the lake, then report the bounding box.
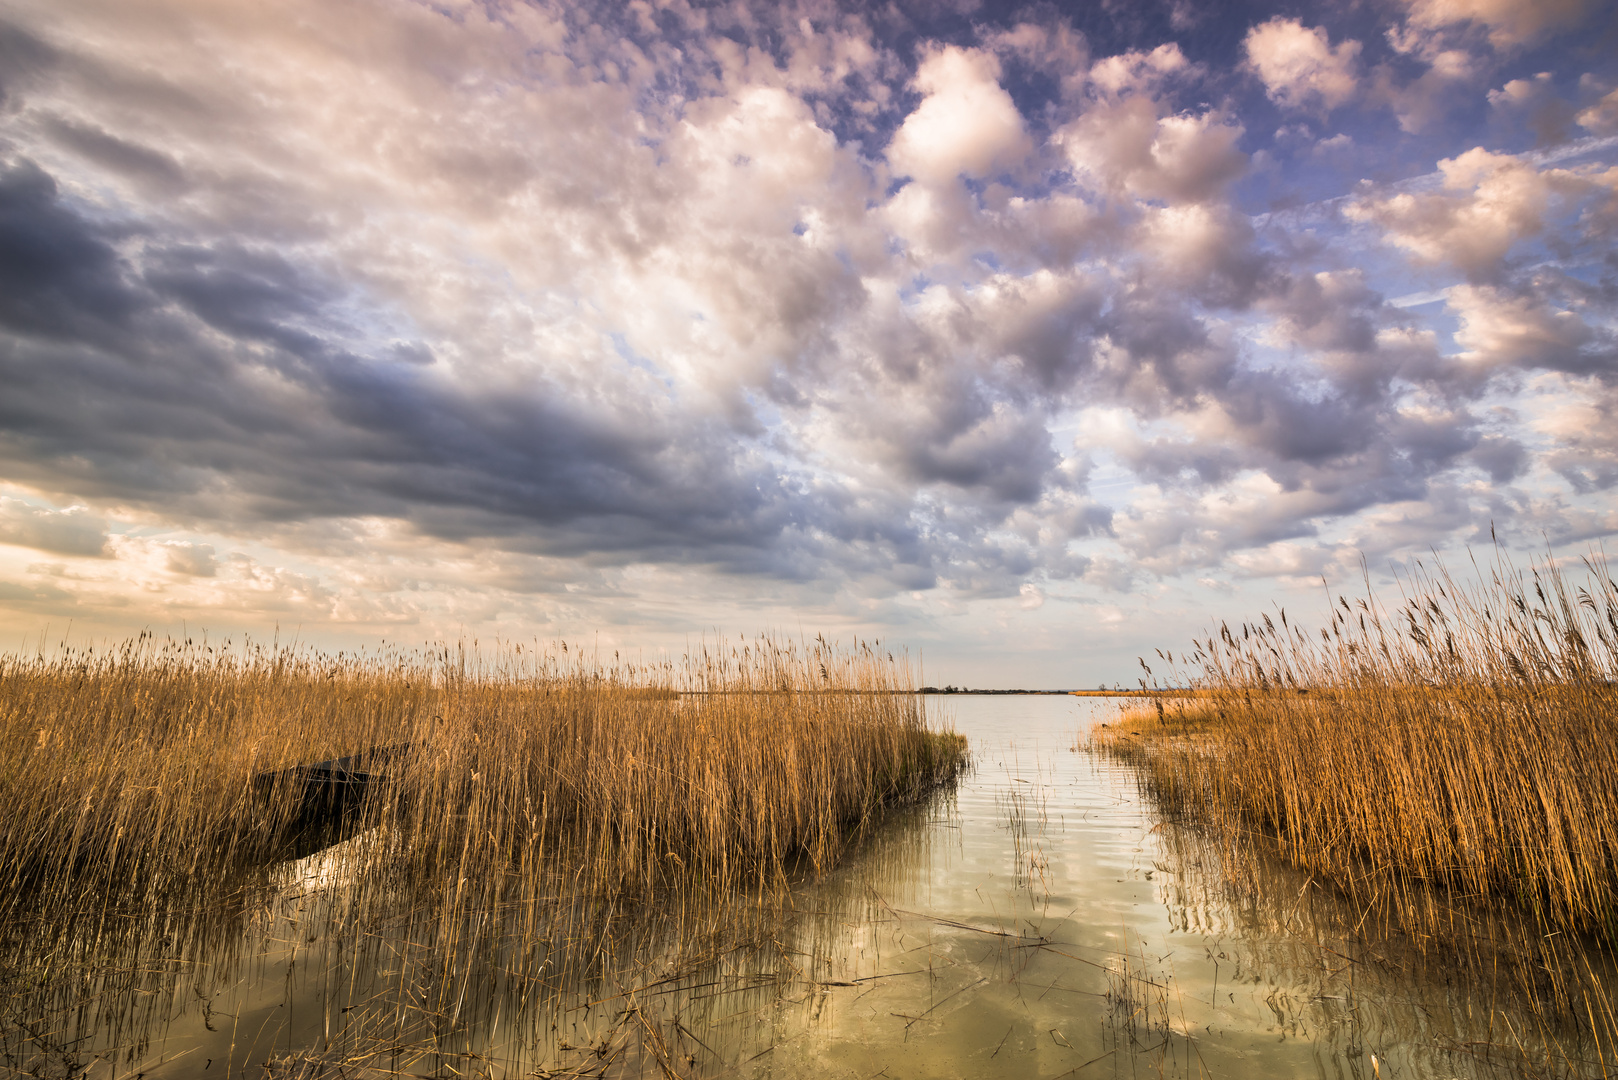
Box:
[15,694,1608,1078]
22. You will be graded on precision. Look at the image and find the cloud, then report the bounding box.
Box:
[1344,148,1613,279]
[1448,278,1616,376]
[1489,73,1578,144]
[0,156,820,564]
[41,116,190,194]
[1086,43,1191,98]
[887,46,1031,186]
[1379,47,1479,134]
[1058,101,1247,206]
[1244,18,1362,112]
[1541,387,1618,492]
[1399,0,1596,48]
[0,498,108,556]
[0,0,1611,680]
[1135,203,1269,306]
[984,20,1088,92]
[0,18,54,108]
[1468,433,1530,482]
[0,160,140,343]
[162,541,218,577]
[1579,87,1618,135]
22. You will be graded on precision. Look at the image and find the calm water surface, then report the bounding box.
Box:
[750,695,1460,1079]
[25,695,1606,1078]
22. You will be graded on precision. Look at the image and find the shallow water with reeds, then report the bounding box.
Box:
[16,693,1612,1079]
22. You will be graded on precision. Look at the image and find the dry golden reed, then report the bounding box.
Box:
[1097,548,1618,1059]
[0,632,966,974]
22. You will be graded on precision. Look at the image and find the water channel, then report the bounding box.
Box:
[7,695,1609,1078]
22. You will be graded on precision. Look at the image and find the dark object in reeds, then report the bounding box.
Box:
[251,742,416,858]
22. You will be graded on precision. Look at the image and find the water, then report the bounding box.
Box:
[748,694,1451,1079]
[6,695,1610,1077]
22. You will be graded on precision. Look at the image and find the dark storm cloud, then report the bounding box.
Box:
[0,158,831,568]
[0,160,140,342]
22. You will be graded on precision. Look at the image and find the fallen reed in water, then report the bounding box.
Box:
[1096,549,1618,1067]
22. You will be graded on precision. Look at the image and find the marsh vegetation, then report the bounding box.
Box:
[0,634,966,1076]
[1099,549,1618,1074]
[10,550,1618,1077]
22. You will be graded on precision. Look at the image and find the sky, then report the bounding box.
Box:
[0,0,1615,687]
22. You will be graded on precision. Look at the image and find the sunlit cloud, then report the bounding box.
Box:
[0,0,1614,683]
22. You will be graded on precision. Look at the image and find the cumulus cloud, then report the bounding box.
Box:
[162,541,218,577]
[1087,43,1191,97]
[1541,387,1618,492]
[1380,46,1480,133]
[1245,18,1362,112]
[0,0,1610,680]
[1344,148,1612,279]
[1399,0,1595,47]
[887,46,1031,185]
[984,20,1088,94]
[1579,86,1618,135]
[1489,73,1578,144]
[1448,280,1613,374]
[1057,49,1248,211]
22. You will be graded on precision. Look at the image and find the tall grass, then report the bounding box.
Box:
[1096,549,1618,1059]
[0,631,966,1071]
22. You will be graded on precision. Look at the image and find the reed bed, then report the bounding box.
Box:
[0,632,966,1074]
[1095,549,1618,1066]
[1147,815,1617,1079]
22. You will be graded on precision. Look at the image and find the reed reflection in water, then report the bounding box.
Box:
[5,694,1617,1077]
[0,766,956,1078]
[756,696,1618,1079]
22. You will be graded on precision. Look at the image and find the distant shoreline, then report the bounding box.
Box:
[676,688,1196,696]
[915,688,1194,697]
